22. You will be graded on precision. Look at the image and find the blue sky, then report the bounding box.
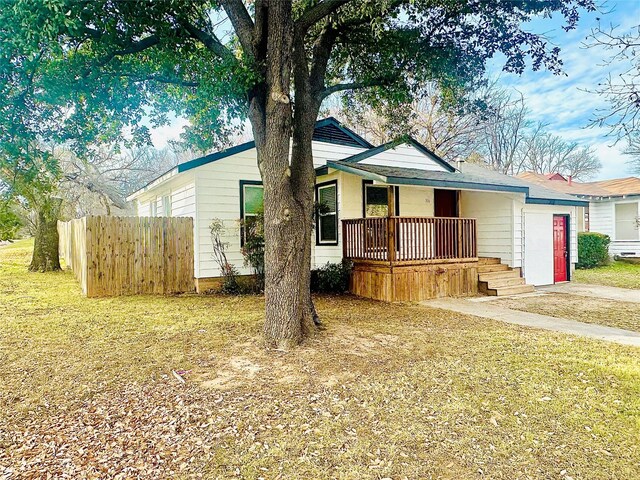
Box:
[151,1,640,181]
[486,0,639,180]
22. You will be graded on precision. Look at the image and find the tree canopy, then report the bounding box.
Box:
[1,0,596,154]
[1,0,597,346]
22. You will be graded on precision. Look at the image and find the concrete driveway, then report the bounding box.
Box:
[425,290,640,347]
[538,282,640,303]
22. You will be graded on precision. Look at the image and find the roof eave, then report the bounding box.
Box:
[386,175,529,194]
[525,197,589,207]
[326,161,389,183]
[126,166,179,201]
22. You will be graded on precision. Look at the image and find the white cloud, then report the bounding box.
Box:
[150,116,190,148]
[487,1,639,180]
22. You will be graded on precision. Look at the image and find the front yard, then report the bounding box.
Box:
[1,240,639,479]
[574,261,640,289]
[490,293,640,333]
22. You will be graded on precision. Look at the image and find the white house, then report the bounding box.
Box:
[128,118,587,299]
[518,173,640,258]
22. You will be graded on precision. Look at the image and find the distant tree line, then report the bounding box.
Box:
[339,82,601,181]
[0,143,187,242]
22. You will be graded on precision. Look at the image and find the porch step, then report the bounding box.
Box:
[480,276,527,289]
[478,257,502,265]
[478,270,521,282]
[477,259,535,296]
[477,264,511,273]
[485,284,535,296]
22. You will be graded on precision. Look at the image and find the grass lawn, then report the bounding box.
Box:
[490,293,640,333]
[1,239,639,479]
[574,261,640,289]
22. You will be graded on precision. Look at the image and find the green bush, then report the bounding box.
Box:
[0,203,22,241]
[311,260,353,293]
[577,232,610,269]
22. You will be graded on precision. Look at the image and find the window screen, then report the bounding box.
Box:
[365,185,389,217]
[241,182,264,245]
[317,183,338,244]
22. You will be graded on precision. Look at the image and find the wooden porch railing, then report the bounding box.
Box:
[342,216,477,263]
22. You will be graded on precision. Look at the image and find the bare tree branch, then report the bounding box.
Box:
[321,79,389,99]
[180,20,235,61]
[295,0,354,33]
[220,0,255,56]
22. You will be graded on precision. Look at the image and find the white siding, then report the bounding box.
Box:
[137,200,151,217]
[513,199,524,268]
[360,145,449,171]
[398,186,434,216]
[522,204,578,286]
[522,211,553,285]
[459,191,520,266]
[588,201,614,237]
[135,173,196,220]
[171,182,197,217]
[313,171,364,267]
[136,141,369,279]
[194,150,260,278]
[313,178,439,267]
[588,200,640,257]
[311,142,367,167]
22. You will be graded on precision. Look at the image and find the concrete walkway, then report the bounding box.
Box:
[538,282,640,303]
[425,298,640,347]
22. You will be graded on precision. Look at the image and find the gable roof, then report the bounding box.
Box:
[339,136,456,172]
[177,117,370,174]
[312,117,373,148]
[127,117,372,200]
[325,142,588,206]
[586,177,640,196]
[517,172,640,198]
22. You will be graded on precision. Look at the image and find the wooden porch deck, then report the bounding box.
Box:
[342,216,479,302]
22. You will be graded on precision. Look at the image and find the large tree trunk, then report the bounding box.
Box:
[29,198,61,272]
[250,0,314,349]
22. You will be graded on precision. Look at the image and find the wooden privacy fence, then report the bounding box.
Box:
[58,216,194,297]
[342,216,477,263]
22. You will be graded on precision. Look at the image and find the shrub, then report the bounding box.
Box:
[0,203,22,241]
[311,260,353,293]
[577,232,610,269]
[209,218,240,293]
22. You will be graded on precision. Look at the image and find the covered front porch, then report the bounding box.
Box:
[342,214,481,302]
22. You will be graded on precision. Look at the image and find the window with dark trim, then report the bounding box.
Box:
[239,180,263,246]
[362,180,399,217]
[316,180,338,245]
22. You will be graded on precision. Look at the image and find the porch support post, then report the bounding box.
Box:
[457,219,463,258]
[342,220,347,259]
[387,186,396,263]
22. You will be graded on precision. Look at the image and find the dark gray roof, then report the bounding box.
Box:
[325,160,589,207]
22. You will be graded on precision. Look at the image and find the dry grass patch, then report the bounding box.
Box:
[490,293,640,332]
[1,240,639,479]
[574,261,640,289]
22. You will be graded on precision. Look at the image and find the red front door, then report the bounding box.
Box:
[553,215,568,283]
